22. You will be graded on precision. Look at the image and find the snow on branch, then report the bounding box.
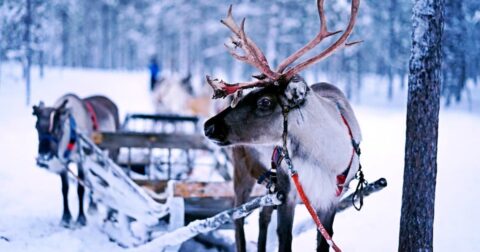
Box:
[132,193,283,251]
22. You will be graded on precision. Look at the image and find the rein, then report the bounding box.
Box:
[84,101,99,131]
[279,106,342,252]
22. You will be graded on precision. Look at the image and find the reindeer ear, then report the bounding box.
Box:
[281,75,309,108]
[56,99,69,114]
[32,101,45,115]
[32,105,39,115]
[57,99,68,110]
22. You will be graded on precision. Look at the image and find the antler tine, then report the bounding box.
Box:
[220,5,279,80]
[276,0,342,73]
[221,5,241,36]
[206,75,270,99]
[283,0,361,80]
[318,0,328,34]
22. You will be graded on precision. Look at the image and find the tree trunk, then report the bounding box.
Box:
[60,7,69,67]
[39,50,44,78]
[24,0,32,105]
[442,0,467,104]
[101,4,110,69]
[355,52,362,103]
[0,47,2,87]
[387,67,394,101]
[399,67,406,90]
[398,0,443,251]
[387,0,397,101]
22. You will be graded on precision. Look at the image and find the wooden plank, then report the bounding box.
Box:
[125,113,199,124]
[134,180,266,199]
[92,132,210,150]
[135,180,169,195]
[174,181,235,198]
[135,180,268,222]
[184,198,234,220]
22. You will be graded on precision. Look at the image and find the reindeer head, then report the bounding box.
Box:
[32,100,69,165]
[204,0,360,146]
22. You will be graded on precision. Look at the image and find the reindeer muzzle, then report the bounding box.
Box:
[36,155,51,169]
[204,118,230,146]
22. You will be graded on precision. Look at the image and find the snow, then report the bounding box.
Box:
[1,63,479,251]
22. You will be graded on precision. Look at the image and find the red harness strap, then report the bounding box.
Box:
[288,112,358,252]
[291,172,342,252]
[84,101,99,131]
[335,113,358,196]
[277,104,360,252]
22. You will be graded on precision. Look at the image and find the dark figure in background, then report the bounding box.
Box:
[149,58,161,91]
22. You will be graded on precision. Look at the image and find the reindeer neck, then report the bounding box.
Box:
[287,93,352,174]
[58,95,92,133]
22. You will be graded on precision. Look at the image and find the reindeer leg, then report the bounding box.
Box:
[76,163,87,226]
[277,169,295,252]
[316,208,336,252]
[233,160,256,252]
[257,206,274,252]
[87,192,98,215]
[60,171,72,227]
[276,198,295,252]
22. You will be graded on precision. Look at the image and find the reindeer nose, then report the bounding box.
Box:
[204,118,228,142]
[204,123,216,138]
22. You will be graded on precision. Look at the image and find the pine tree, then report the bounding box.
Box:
[399,0,444,250]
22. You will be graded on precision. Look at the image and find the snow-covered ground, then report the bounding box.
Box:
[0,64,479,251]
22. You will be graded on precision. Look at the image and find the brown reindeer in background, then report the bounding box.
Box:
[204,0,362,251]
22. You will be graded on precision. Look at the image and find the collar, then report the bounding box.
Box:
[62,114,77,161]
[335,103,361,196]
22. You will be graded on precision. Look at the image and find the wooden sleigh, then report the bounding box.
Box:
[74,113,387,250]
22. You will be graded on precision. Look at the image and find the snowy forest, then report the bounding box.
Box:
[1,0,479,104]
[1,0,480,251]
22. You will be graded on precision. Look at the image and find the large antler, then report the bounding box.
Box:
[206,5,279,99]
[282,0,361,80]
[207,0,361,99]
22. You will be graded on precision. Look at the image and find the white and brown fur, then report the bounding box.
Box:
[205,79,361,252]
[151,74,228,117]
[33,93,120,227]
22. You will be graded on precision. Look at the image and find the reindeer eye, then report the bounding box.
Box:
[257,97,273,109]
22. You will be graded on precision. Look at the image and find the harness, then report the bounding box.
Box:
[336,104,363,197]
[38,113,78,161]
[62,114,78,160]
[64,102,99,160]
[84,101,99,131]
[260,101,367,252]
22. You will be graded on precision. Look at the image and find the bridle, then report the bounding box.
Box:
[37,111,78,163]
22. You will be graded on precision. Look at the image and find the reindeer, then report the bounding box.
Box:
[151,73,212,116]
[33,94,120,227]
[203,0,361,251]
